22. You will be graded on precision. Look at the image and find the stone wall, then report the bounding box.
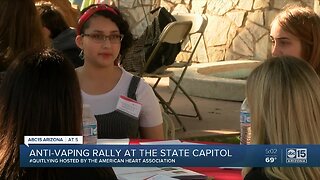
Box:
[113,0,314,62]
[110,0,161,38]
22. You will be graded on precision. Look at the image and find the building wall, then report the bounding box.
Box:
[112,0,314,62]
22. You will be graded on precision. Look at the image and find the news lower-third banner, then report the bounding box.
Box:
[20,140,318,167]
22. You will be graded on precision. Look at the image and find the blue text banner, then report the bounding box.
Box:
[20,144,317,167]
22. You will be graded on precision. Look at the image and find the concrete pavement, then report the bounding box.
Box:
[144,77,242,139]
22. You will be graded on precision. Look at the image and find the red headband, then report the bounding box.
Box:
[77,4,118,35]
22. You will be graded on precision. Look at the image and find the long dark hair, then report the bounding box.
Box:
[0,48,82,179]
[37,2,69,39]
[0,0,46,71]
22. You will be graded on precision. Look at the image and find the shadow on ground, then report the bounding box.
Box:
[144,77,242,141]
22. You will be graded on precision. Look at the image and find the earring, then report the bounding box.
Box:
[114,54,122,66]
[79,50,84,60]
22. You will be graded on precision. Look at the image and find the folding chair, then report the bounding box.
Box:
[152,14,208,123]
[137,20,192,131]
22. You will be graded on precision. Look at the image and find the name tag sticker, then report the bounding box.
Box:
[116,96,141,119]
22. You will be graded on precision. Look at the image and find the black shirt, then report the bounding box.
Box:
[244,168,269,180]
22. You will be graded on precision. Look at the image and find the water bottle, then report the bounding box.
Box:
[82,104,97,144]
[240,98,251,144]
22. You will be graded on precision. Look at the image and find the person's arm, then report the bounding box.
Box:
[135,79,164,140]
[140,124,164,140]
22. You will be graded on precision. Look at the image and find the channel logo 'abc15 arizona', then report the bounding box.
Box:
[286,148,307,163]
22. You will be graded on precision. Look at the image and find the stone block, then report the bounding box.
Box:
[205,15,232,46]
[237,0,253,10]
[255,34,269,60]
[253,0,270,9]
[247,10,264,26]
[245,21,269,40]
[226,10,246,27]
[207,0,235,15]
[232,28,254,56]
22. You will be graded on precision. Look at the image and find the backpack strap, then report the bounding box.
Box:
[127,76,140,100]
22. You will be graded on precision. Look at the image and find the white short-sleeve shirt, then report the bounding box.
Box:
[81,68,163,127]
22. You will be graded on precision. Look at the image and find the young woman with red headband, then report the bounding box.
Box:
[75,4,164,140]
